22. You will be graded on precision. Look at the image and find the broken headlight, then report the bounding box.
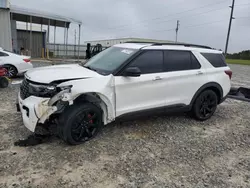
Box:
[48,85,73,106]
[57,85,72,91]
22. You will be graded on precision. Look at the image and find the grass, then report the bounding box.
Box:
[226,59,250,65]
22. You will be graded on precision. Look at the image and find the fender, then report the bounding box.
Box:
[58,75,116,124]
[190,82,223,105]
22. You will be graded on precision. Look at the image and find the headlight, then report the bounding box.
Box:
[48,86,72,106]
[29,83,57,97]
[46,85,56,91]
[57,85,72,91]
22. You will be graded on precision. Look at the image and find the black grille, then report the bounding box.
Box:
[20,79,31,100]
[20,78,58,100]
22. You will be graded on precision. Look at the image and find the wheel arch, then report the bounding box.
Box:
[190,82,223,106]
[73,92,115,124]
[3,63,18,69]
[3,64,19,75]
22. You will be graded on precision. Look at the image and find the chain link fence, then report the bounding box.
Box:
[46,43,108,59]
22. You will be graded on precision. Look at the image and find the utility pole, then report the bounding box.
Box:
[225,0,235,55]
[74,29,77,57]
[74,29,77,45]
[175,20,180,43]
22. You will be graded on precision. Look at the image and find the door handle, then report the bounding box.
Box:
[196,71,203,75]
[153,76,162,81]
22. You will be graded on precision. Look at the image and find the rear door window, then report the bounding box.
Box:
[164,50,201,72]
[201,53,227,67]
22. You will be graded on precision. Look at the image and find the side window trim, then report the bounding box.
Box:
[190,52,201,69]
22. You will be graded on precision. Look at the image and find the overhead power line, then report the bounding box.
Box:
[235,3,250,6]
[108,6,229,32]
[105,0,230,30]
[123,19,228,37]
[116,18,229,40]
[183,20,227,29]
[237,16,250,19]
[153,19,227,33]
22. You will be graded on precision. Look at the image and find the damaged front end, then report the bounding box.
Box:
[17,78,73,132]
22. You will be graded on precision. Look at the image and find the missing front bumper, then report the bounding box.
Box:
[17,93,57,132]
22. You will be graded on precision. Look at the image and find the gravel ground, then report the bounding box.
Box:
[0,63,250,188]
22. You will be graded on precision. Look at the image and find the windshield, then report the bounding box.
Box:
[84,46,138,75]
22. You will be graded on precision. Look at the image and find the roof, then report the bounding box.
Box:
[10,5,82,28]
[115,43,221,53]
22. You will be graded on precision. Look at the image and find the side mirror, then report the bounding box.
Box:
[123,67,141,77]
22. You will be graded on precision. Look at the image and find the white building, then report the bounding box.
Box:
[85,37,174,47]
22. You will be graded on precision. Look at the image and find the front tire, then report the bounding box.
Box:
[191,90,218,121]
[58,103,103,145]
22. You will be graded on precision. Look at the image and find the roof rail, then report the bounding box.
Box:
[125,41,212,49]
[125,41,154,44]
[152,42,212,49]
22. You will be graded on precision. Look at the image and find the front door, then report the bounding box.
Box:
[115,50,168,117]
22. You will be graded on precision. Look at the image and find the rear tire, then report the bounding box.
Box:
[58,103,103,145]
[191,90,218,121]
[4,65,18,78]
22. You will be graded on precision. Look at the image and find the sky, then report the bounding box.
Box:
[11,0,250,53]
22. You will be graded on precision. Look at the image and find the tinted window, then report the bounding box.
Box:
[164,50,200,72]
[128,51,163,74]
[191,54,201,69]
[201,53,227,67]
[0,52,8,57]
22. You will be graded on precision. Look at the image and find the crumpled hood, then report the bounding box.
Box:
[25,64,101,84]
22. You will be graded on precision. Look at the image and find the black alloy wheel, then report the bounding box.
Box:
[192,90,218,121]
[71,110,100,142]
[58,103,103,145]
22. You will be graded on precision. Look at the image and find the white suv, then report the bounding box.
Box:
[17,42,232,145]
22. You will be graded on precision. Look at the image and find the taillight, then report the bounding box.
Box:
[225,70,232,79]
[23,59,30,63]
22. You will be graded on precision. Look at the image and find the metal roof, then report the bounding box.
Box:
[10,5,82,28]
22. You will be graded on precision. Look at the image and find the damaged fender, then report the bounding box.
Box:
[37,89,73,123]
[57,75,116,124]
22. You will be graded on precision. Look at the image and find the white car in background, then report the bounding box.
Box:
[0,47,33,77]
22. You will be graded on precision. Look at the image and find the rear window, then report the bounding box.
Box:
[201,53,227,67]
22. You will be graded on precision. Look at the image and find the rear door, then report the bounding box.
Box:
[163,50,208,105]
[115,50,168,117]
